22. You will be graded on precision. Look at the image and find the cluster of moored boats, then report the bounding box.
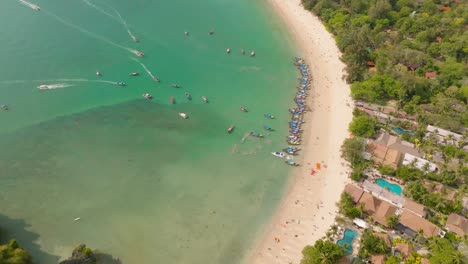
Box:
[270,57,312,166]
[288,57,311,145]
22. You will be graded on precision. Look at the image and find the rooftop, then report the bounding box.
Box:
[395,243,413,258]
[344,184,364,203]
[403,199,426,218]
[446,213,468,236]
[399,209,440,238]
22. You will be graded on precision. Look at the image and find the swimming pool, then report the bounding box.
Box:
[337,229,358,255]
[392,127,414,135]
[376,178,403,195]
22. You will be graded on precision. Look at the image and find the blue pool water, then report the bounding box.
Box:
[392,127,413,135]
[337,229,358,255]
[375,178,403,195]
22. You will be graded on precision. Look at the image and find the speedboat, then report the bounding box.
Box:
[264,125,274,131]
[116,82,126,86]
[184,31,189,36]
[132,36,139,43]
[132,50,144,57]
[240,106,248,112]
[286,159,300,166]
[250,51,255,57]
[179,113,188,119]
[271,152,286,158]
[226,48,231,54]
[96,71,101,77]
[170,97,175,104]
[0,104,8,111]
[171,84,180,88]
[185,92,192,100]
[37,85,50,90]
[130,72,139,76]
[264,113,275,119]
[32,5,40,10]
[202,96,208,103]
[227,125,234,134]
[153,77,160,82]
[143,93,153,99]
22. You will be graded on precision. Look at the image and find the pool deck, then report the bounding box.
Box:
[362,180,405,207]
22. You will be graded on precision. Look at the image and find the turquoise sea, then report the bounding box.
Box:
[0,0,299,263]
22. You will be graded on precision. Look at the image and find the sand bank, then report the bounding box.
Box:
[246,0,353,263]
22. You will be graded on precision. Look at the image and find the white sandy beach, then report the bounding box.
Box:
[247,0,354,263]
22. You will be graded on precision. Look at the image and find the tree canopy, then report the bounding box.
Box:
[301,0,468,132]
[301,239,345,264]
[0,240,33,264]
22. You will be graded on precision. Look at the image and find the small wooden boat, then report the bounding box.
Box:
[184,31,189,36]
[227,125,234,134]
[143,93,153,100]
[171,84,180,88]
[179,113,188,119]
[74,217,81,221]
[264,125,274,131]
[96,71,101,77]
[130,72,139,76]
[202,96,208,103]
[1,104,8,111]
[264,113,275,119]
[170,97,175,104]
[209,30,215,35]
[226,48,231,54]
[240,106,248,112]
[250,51,255,57]
[185,92,192,100]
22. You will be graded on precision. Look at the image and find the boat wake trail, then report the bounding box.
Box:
[41,9,139,57]
[18,0,40,11]
[133,59,156,80]
[82,0,120,23]
[83,0,139,42]
[37,83,72,90]
[94,80,118,85]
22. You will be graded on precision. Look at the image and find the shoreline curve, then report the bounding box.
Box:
[246,0,354,263]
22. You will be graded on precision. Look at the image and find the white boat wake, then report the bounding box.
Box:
[133,59,156,80]
[37,83,72,90]
[18,0,40,11]
[41,9,139,57]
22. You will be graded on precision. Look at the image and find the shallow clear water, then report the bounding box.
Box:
[0,0,299,263]
[375,178,403,195]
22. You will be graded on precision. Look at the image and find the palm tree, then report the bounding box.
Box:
[451,251,466,264]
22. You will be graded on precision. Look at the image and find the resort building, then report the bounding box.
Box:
[445,213,468,237]
[425,125,463,147]
[372,200,398,227]
[344,184,364,203]
[402,153,438,172]
[369,133,422,169]
[370,255,386,264]
[398,209,441,238]
[403,199,427,218]
[394,243,413,259]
